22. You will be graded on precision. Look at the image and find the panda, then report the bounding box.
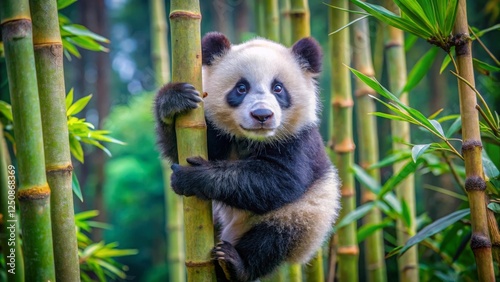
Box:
[154,32,341,282]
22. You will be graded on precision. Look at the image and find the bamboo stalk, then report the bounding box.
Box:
[150,0,186,280]
[29,0,79,280]
[304,248,325,282]
[279,0,292,46]
[383,2,419,281]
[453,0,494,280]
[0,1,56,280]
[288,263,302,282]
[329,0,358,281]
[169,1,215,281]
[263,0,280,42]
[290,0,310,41]
[0,124,24,282]
[351,4,387,282]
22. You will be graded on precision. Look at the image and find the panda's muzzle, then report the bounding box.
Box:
[251,109,274,123]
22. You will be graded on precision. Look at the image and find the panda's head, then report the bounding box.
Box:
[202,32,322,141]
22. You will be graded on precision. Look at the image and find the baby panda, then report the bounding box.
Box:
[154,32,341,282]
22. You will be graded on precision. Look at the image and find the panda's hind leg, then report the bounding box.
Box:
[212,224,294,282]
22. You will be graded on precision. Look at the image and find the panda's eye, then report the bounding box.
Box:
[273,83,283,94]
[236,84,247,95]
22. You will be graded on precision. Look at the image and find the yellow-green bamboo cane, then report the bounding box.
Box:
[263,0,280,42]
[0,124,24,282]
[453,0,494,280]
[351,4,387,282]
[150,0,186,280]
[329,0,358,281]
[0,0,56,280]
[290,0,310,41]
[169,1,215,281]
[29,0,79,280]
[383,2,419,281]
[279,0,292,46]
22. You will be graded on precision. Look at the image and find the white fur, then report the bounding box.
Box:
[202,38,319,141]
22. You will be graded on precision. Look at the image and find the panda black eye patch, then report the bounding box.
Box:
[271,79,291,109]
[226,78,250,107]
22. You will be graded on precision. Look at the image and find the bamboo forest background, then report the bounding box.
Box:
[0,0,499,281]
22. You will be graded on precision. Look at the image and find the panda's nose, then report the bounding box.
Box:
[251,109,274,123]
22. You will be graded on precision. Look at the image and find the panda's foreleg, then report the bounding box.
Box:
[212,223,294,282]
[154,82,202,162]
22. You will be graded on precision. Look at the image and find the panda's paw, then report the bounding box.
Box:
[212,241,248,282]
[156,82,202,122]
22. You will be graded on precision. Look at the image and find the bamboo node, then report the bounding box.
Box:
[185,260,214,267]
[17,184,51,201]
[169,11,202,20]
[462,139,482,152]
[337,246,359,255]
[2,19,32,41]
[464,176,486,191]
[471,233,492,250]
[341,189,355,197]
[46,163,73,173]
[333,139,356,153]
[355,86,375,97]
[332,98,354,108]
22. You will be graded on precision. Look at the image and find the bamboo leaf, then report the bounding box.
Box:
[399,209,470,256]
[393,0,435,33]
[404,33,419,51]
[335,202,375,230]
[72,172,83,202]
[371,112,412,123]
[445,116,462,137]
[482,149,500,179]
[351,165,381,195]
[357,220,393,243]
[386,246,403,258]
[401,199,412,228]
[69,133,84,163]
[379,160,420,198]
[488,203,500,214]
[68,94,93,116]
[62,24,110,43]
[369,151,412,169]
[473,58,500,76]
[443,0,459,35]
[57,0,77,10]
[0,101,13,121]
[411,144,431,162]
[75,210,99,221]
[430,119,445,137]
[440,51,453,74]
[66,88,74,110]
[402,47,439,93]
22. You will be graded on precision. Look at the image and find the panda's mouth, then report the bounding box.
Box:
[240,125,276,134]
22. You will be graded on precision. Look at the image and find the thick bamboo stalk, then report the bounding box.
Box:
[279,0,292,46]
[0,1,56,280]
[263,0,280,42]
[383,2,419,282]
[0,124,24,282]
[329,0,358,281]
[351,5,387,282]
[290,0,310,41]
[453,0,494,280]
[304,248,325,282]
[169,1,215,281]
[150,0,186,280]
[29,0,79,280]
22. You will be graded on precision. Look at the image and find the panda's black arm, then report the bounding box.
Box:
[171,157,310,214]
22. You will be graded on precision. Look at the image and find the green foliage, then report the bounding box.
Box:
[58,0,109,59]
[75,210,138,282]
[350,0,459,51]
[65,89,125,164]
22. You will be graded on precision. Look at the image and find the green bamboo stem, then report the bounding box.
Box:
[169,1,215,281]
[288,263,302,282]
[304,248,325,282]
[453,0,494,280]
[351,4,387,282]
[263,0,280,42]
[329,0,358,281]
[279,0,292,46]
[255,0,265,37]
[0,1,56,280]
[149,0,186,280]
[0,124,24,282]
[29,0,79,280]
[383,2,419,282]
[290,0,310,41]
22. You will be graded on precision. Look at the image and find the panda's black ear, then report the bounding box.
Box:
[291,37,322,73]
[202,32,231,66]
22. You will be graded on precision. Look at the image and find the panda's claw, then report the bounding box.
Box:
[212,241,248,282]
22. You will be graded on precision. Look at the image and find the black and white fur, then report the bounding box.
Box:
[155,32,340,282]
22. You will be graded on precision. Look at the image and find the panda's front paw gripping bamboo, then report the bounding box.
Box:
[155,82,202,125]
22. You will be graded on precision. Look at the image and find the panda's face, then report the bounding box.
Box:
[202,34,321,141]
